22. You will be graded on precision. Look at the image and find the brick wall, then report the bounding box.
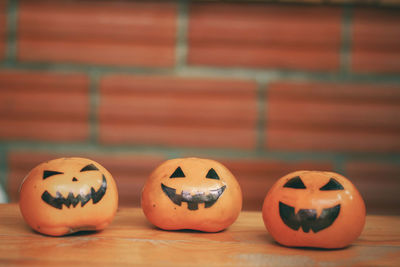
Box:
[0,0,399,214]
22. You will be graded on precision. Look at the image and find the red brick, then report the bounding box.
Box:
[7,151,165,206]
[220,159,332,210]
[266,82,400,152]
[188,3,342,71]
[0,0,6,60]
[99,75,258,149]
[18,0,177,67]
[0,71,89,141]
[346,161,400,214]
[352,8,400,73]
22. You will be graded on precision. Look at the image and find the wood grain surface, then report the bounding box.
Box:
[0,204,399,266]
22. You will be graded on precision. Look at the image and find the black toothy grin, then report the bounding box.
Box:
[161,183,226,210]
[279,202,341,233]
[41,175,107,209]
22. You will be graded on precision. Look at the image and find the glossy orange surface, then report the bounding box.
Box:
[141,157,242,232]
[19,157,118,236]
[262,171,366,248]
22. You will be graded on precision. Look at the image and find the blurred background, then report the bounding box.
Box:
[0,0,399,214]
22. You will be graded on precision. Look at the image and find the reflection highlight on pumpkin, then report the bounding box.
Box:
[19,157,118,236]
[141,157,242,232]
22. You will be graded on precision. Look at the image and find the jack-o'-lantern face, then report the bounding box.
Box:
[262,171,366,249]
[141,158,242,232]
[19,157,118,236]
[161,165,227,211]
[40,162,107,209]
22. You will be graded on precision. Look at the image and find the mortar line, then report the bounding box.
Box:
[332,155,347,176]
[88,70,101,144]
[339,4,353,77]
[2,61,400,84]
[4,0,18,62]
[256,80,267,153]
[0,61,174,75]
[0,145,9,202]
[3,140,400,163]
[168,0,189,160]
[174,0,189,70]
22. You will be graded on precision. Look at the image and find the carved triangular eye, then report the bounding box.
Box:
[320,178,344,191]
[80,163,99,172]
[43,170,63,180]
[206,168,220,180]
[170,167,185,178]
[283,176,306,189]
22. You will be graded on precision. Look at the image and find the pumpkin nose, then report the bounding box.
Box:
[72,177,78,182]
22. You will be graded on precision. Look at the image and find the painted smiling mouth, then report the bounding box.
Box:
[279,202,341,233]
[41,175,107,210]
[161,183,226,210]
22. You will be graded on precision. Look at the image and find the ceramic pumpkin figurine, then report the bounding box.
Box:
[262,170,366,249]
[19,157,118,236]
[141,157,242,232]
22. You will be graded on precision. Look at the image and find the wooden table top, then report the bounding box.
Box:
[0,204,399,266]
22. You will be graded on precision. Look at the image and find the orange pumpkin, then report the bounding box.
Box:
[262,170,366,249]
[141,157,242,232]
[19,157,118,236]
